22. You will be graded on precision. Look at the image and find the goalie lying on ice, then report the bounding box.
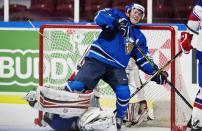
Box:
[24,86,149,131]
[24,86,117,131]
[43,107,117,131]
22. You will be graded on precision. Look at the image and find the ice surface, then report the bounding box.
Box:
[0,104,170,131]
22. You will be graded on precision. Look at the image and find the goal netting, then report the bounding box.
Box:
[38,24,192,130]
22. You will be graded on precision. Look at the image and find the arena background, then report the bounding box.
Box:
[0,0,199,130]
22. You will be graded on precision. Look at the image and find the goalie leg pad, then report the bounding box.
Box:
[78,107,117,131]
[124,100,148,126]
[115,85,130,118]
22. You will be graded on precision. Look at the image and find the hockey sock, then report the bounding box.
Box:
[65,80,85,92]
[115,85,130,119]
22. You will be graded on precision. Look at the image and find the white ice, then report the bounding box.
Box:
[0,104,170,131]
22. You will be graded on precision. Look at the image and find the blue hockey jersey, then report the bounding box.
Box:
[197,0,202,6]
[86,8,157,75]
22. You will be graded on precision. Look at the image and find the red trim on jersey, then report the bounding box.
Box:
[39,96,90,108]
[194,102,202,110]
[188,13,200,21]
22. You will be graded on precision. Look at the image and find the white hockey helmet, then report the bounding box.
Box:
[125,3,145,19]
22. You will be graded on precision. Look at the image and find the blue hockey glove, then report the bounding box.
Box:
[151,71,168,85]
[115,17,129,37]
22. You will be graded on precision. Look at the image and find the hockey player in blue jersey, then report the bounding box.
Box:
[63,3,168,130]
[42,3,169,130]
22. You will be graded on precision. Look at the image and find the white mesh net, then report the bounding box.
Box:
[39,24,192,130]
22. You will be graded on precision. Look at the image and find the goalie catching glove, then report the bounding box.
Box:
[180,32,193,54]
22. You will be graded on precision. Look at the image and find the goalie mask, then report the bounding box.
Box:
[125,3,145,19]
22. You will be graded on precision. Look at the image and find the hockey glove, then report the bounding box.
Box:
[151,71,168,85]
[115,17,129,37]
[180,32,193,54]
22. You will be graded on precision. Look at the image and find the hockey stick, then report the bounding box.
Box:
[129,50,183,99]
[131,40,193,109]
[113,50,183,113]
[28,20,59,45]
[28,20,49,40]
[28,20,75,55]
[185,24,199,35]
[76,45,91,70]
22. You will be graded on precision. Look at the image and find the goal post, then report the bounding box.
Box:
[37,24,192,131]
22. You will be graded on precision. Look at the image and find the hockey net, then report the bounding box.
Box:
[38,24,192,131]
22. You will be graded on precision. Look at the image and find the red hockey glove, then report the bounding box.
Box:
[180,32,193,54]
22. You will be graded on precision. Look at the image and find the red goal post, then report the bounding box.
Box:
[37,24,192,131]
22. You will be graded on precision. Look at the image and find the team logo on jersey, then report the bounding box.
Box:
[125,38,139,54]
[125,42,134,54]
